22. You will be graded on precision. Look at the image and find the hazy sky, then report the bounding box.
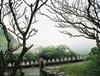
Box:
[4,0,96,54]
[26,14,96,54]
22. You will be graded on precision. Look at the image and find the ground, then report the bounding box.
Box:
[23,68,40,76]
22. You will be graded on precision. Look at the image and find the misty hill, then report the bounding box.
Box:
[0,29,7,51]
[0,28,17,51]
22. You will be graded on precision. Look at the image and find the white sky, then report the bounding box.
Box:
[27,14,96,54]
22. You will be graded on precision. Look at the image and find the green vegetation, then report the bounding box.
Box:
[87,53,100,76]
[59,60,100,76]
[0,28,7,51]
[10,45,79,62]
[59,61,90,76]
[39,45,78,60]
[24,52,39,61]
[0,28,17,51]
[59,47,100,76]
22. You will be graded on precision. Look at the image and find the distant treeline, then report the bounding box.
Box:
[10,45,82,63]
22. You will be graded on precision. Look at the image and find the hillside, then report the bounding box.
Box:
[0,29,7,51]
[0,28,17,51]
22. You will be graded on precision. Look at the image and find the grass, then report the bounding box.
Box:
[59,61,91,76]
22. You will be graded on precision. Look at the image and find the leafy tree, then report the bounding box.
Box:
[67,51,78,58]
[24,52,39,61]
[90,47,99,55]
[39,45,77,60]
[56,45,70,52]
[39,46,56,60]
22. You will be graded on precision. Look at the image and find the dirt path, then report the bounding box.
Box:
[23,67,40,76]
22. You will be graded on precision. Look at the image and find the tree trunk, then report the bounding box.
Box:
[0,50,4,76]
[96,39,100,50]
[10,36,27,76]
[10,48,27,76]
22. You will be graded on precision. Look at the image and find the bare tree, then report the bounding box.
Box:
[42,0,100,48]
[0,0,48,76]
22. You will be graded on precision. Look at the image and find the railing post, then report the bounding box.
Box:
[0,49,4,76]
[39,58,46,76]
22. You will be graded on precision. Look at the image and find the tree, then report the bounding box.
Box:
[39,46,56,60]
[90,47,99,55]
[42,0,100,48]
[39,45,72,60]
[56,45,71,52]
[0,0,48,76]
[24,52,39,61]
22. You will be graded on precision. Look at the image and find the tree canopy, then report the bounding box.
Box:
[39,45,78,60]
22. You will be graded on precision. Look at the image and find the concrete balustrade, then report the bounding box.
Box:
[7,56,86,68]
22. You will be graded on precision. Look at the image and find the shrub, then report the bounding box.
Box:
[87,53,100,76]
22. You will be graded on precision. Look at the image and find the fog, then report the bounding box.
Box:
[27,15,96,54]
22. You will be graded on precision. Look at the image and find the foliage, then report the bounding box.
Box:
[0,28,7,51]
[0,28,17,51]
[59,47,100,76]
[66,51,78,57]
[87,47,100,60]
[90,47,100,55]
[59,61,89,76]
[39,45,78,60]
[24,52,39,61]
[21,51,78,61]
[6,45,78,62]
[9,45,78,62]
[4,45,78,63]
[38,46,55,60]
[87,52,100,76]
[8,52,39,62]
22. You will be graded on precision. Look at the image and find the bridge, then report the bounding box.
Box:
[6,55,87,69]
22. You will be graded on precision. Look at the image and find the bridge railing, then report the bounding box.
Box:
[7,55,87,67]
